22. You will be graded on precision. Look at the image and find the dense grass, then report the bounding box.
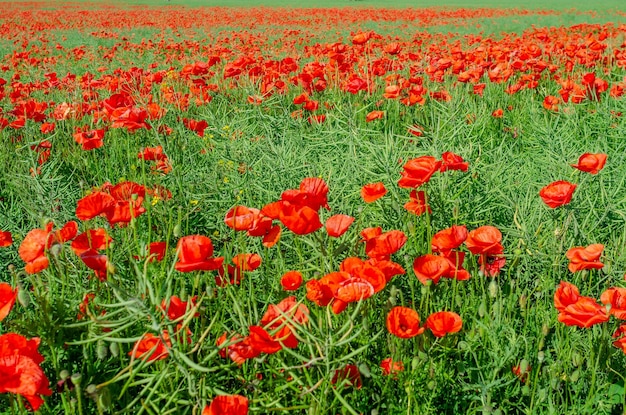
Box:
[1,2,626,414]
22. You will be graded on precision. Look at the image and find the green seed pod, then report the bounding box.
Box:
[109,342,119,358]
[97,340,108,360]
[71,373,82,386]
[60,370,70,381]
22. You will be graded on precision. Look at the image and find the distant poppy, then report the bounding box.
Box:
[425,311,463,337]
[413,254,451,285]
[380,357,404,377]
[366,110,384,122]
[174,235,224,272]
[331,364,362,389]
[281,271,303,291]
[386,306,425,338]
[361,182,387,203]
[491,108,503,118]
[571,153,607,174]
[325,214,354,237]
[566,244,604,273]
[0,283,17,321]
[543,95,560,111]
[466,226,503,256]
[0,230,12,247]
[440,152,469,172]
[73,127,105,150]
[539,181,576,208]
[600,287,626,319]
[202,394,248,415]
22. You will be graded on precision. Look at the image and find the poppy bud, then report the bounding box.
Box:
[98,387,112,411]
[97,340,108,360]
[17,284,30,307]
[109,342,119,358]
[488,280,498,298]
[49,243,62,258]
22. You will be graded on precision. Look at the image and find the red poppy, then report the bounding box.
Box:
[277,202,323,235]
[492,108,504,118]
[247,325,282,354]
[73,127,105,150]
[19,221,77,274]
[183,118,209,137]
[224,206,256,231]
[0,283,17,322]
[203,394,248,415]
[478,254,506,277]
[425,311,463,337]
[331,364,362,389]
[571,153,607,174]
[565,244,604,273]
[380,358,404,377]
[174,235,224,272]
[128,332,171,362]
[441,251,471,281]
[539,181,576,208]
[325,214,354,237]
[335,278,375,303]
[601,287,626,319]
[465,226,503,256]
[281,271,303,291]
[0,231,12,247]
[260,296,309,348]
[398,156,441,188]
[160,295,198,321]
[71,228,112,256]
[386,306,425,338]
[440,152,469,172]
[147,242,167,262]
[0,333,52,411]
[76,191,116,220]
[543,95,560,111]
[366,110,384,122]
[79,249,110,281]
[554,281,581,312]
[512,363,531,383]
[364,229,407,260]
[361,182,387,203]
[432,225,468,254]
[557,297,609,328]
[413,254,451,285]
[404,190,431,216]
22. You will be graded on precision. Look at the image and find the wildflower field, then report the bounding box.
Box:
[2,1,626,413]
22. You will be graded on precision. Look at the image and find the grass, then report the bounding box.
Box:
[1,1,626,414]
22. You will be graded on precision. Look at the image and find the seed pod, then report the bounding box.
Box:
[97,340,108,360]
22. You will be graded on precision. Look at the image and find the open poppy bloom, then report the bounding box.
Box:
[413,254,451,285]
[160,295,198,321]
[281,271,303,291]
[364,229,407,260]
[203,394,248,415]
[386,306,425,338]
[571,153,607,174]
[398,156,441,188]
[73,127,106,150]
[440,152,469,172]
[19,221,77,274]
[557,296,609,328]
[424,311,463,337]
[325,214,354,237]
[366,110,384,122]
[361,182,387,203]
[331,364,362,389]
[565,244,604,272]
[600,287,626,319]
[465,225,503,256]
[0,283,17,321]
[539,181,576,208]
[174,235,224,272]
[431,225,468,254]
[404,190,431,216]
[380,358,404,377]
[0,333,52,411]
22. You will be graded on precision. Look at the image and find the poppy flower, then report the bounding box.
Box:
[325,214,354,237]
[441,251,471,281]
[440,152,469,172]
[492,108,504,118]
[601,287,626,319]
[0,283,18,322]
[203,394,248,415]
[425,311,463,337]
[277,203,323,235]
[512,362,531,383]
[224,206,256,231]
[539,181,576,208]
[247,325,282,354]
[543,95,560,111]
[0,333,52,411]
[19,222,77,274]
[432,225,468,254]
[361,182,386,203]
[404,190,431,216]
[466,226,503,256]
[335,278,375,303]
[398,156,441,188]
[557,296,609,328]
[413,254,451,285]
[0,230,12,247]
[79,249,110,281]
[478,254,506,277]
[566,244,604,273]
[71,228,112,256]
[364,229,407,260]
[160,295,198,321]
[281,271,303,291]
[571,153,607,174]
[554,281,581,312]
[366,110,384,122]
[380,358,404,377]
[260,297,309,349]
[386,306,425,338]
[128,332,171,362]
[73,127,105,150]
[174,235,224,272]
[331,364,362,389]
[76,192,116,220]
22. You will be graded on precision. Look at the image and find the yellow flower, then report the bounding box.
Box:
[190,200,199,206]
[151,196,161,206]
